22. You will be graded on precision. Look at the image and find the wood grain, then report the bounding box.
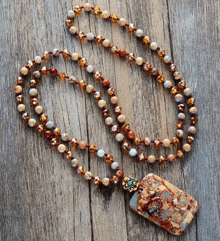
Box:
[0,0,219,240]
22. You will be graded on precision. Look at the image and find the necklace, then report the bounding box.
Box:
[15,3,199,236]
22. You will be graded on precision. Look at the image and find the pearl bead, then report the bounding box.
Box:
[17,104,25,112]
[117,115,126,123]
[29,88,38,96]
[46,121,54,129]
[84,171,93,180]
[20,67,28,76]
[115,133,124,142]
[184,88,191,96]
[163,55,171,63]
[86,85,94,93]
[97,149,105,157]
[79,142,87,150]
[118,18,127,26]
[135,29,143,37]
[135,57,143,65]
[14,85,22,94]
[61,133,69,141]
[178,113,185,120]
[129,148,137,157]
[110,96,118,104]
[69,26,77,34]
[67,10,75,18]
[57,144,66,153]
[189,107,197,114]
[162,139,170,147]
[111,162,119,170]
[176,129,184,137]
[28,118,36,127]
[102,11,110,19]
[175,94,183,103]
[70,158,79,167]
[102,178,110,186]
[84,3,92,11]
[71,53,79,61]
[188,126,196,134]
[98,100,106,108]
[105,117,113,125]
[86,65,94,73]
[150,42,158,50]
[35,106,43,114]
[183,143,191,152]
[148,155,156,163]
[102,39,111,47]
[164,80,172,88]
[86,33,94,40]
[34,56,42,64]
[52,49,59,56]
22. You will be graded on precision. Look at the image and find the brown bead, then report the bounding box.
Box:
[94,91,101,100]
[77,31,85,41]
[102,109,110,118]
[79,141,87,150]
[74,6,82,14]
[102,79,110,87]
[53,127,61,136]
[41,66,47,76]
[177,150,184,159]
[107,87,115,96]
[78,58,87,67]
[134,137,141,145]
[157,49,165,57]
[58,72,66,80]
[187,98,195,106]
[151,68,159,76]
[21,112,29,121]
[127,131,135,139]
[43,52,50,60]
[94,71,102,80]
[116,169,124,178]
[190,117,198,125]
[36,124,44,133]
[111,14,118,22]
[118,49,127,58]
[156,75,165,83]
[70,138,78,146]
[142,36,150,45]
[79,80,86,88]
[176,120,184,129]
[29,79,37,88]
[128,53,135,61]
[40,114,48,123]
[30,98,38,106]
[16,95,24,103]
[122,124,130,131]
[178,80,186,89]
[154,139,161,148]
[89,145,97,153]
[105,154,113,164]
[186,136,194,144]
[50,138,58,146]
[49,68,58,77]
[65,151,74,160]
[173,137,180,146]
[16,76,25,85]
[63,49,70,59]
[169,64,176,72]
[177,104,185,112]
[170,86,178,95]
[93,6,101,15]
[44,130,52,139]
[143,62,151,71]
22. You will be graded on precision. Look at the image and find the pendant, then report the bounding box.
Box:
[129,173,199,236]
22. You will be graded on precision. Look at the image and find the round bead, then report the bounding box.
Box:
[110,96,118,104]
[176,129,184,138]
[98,100,106,108]
[164,80,172,88]
[102,39,111,47]
[86,32,94,40]
[117,115,126,123]
[20,67,28,76]
[178,113,185,120]
[174,72,182,80]
[102,79,110,87]
[189,107,197,114]
[163,55,171,63]
[102,178,110,186]
[29,88,38,96]
[175,94,183,103]
[84,3,92,11]
[150,42,158,50]
[34,56,42,64]
[69,26,77,34]
[144,137,151,145]
[61,133,69,141]
[119,49,126,58]
[71,53,79,61]
[35,106,43,114]
[115,133,124,142]
[97,149,105,158]
[129,148,137,157]
[183,143,191,152]
[105,117,113,125]
[102,11,110,19]
[33,71,40,78]
[86,65,94,73]
[118,18,127,26]
[127,131,135,139]
[57,144,66,153]
[14,85,22,94]
[184,88,192,96]
[188,126,196,134]
[52,49,59,56]
[162,139,170,147]
[67,10,75,18]
[79,141,87,150]
[84,171,93,180]
[148,155,156,163]
[70,158,79,167]
[86,85,94,93]
[17,104,25,112]
[46,121,54,129]
[111,162,119,170]
[135,29,143,37]
[135,57,143,65]
[28,118,36,127]
[168,154,176,162]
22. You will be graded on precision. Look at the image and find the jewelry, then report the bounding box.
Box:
[15,3,199,236]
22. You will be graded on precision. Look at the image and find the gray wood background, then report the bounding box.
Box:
[0,0,219,240]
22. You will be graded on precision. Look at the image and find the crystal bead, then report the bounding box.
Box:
[41,66,47,76]
[112,176,119,184]
[143,62,151,71]
[29,79,37,88]
[173,137,180,146]
[128,53,135,61]
[105,154,113,164]
[142,36,150,45]
[94,71,102,80]
[157,75,165,83]
[107,87,115,96]
[144,137,151,145]
[26,60,33,69]
[89,145,97,153]
[95,35,103,44]
[40,114,48,123]
[178,80,186,89]
[169,64,176,72]
[111,125,119,133]
[16,77,25,85]
[65,151,74,160]
[63,49,70,59]
[168,154,176,162]
[33,71,40,78]
[186,136,194,144]
[138,153,146,162]
[78,58,87,67]
[53,127,61,136]
[157,49,165,57]
[176,129,184,138]
[49,68,58,77]
[50,138,58,146]
[74,5,82,14]
[52,49,59,56]
[93,6,101,15]
[58,72,66,80]
[170,86,178,95]
[30,98,38,106]
[128,23,136,32]
[36,124,44,133]
[187,98,195,106]
[116,169,124,177]
[176,120,184,129]
[93,176,101,185]
[134,137,141,145]
[77,31,85,40]
[94,91,101,100]
[111,14,118,22]
[110,45,118,54]
[77,167,84,175]
[177,150,184,159]
[21,112,29,121]
[70,138,78,146]
[43,51,50,60]
[79,80,86,88]
[66,19,73,28]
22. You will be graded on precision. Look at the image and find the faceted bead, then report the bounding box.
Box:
[190,117,198,125]
[128,53,135,61]
[102,39,111,47]
[118,49,126,58]
[63,49,70,59]
[94,91,101,100]
[21,112,29,121]
[105,154,113,164]
[111,161,119,170]
[67,10,75,18]
[188,126,196,134]
[94,71,102,80]
[111,125,119,133]
[144,137,151,145]
[66,19,73,28]
[122,142,129,150]
[142,36,150,45]
[86,33,94,41]
[154,139,161,148]
[70,159,79,167]
[183,143,191,152]
[17,104,25,112]
[122,124,130,131]
[156,75,165,83]
[174,94,183,103]
[49,68,58,77]
[41,66,47,76]
[79,80,86,88]
[57,144,66,153]
[164,80,172,89]
[86,65,94,73]
[46,121,54,129]
[129,148,137,157]
[107,87,115,96]
[150,42,158,50]
[176,120,184,129]
[178,103,185,112]
[110,45,118,54]
[16,95,24,103]
[138,153,146,162]
[143,62,151,71]
[157,49,165,57]
[98,100,106,108]
[93,6,101,15]
[70,138,78,146]
[162,139,170,147]
[26,60,33,69]
[65,151,74,160]
[86,85,94,93]
[96,35,103,44]
[168,154,176,162]
[128,23,136,32]
[89,145,97,153]
[74,5,82,14]
[33,71,40,78]
[30,98,38,106]
[34,56,42,64]
[173,137,180,146]
[135,57,143,65]
[114,106,122,114]
[158,156,165,164]
[102,178,110,186]
[187,98,195,106]
[40,114,48,123]
[93,176,101,185]
[176,129,184,138]
[151,68,159,76]
[111,14,118,23]
[71,53,79,61]
[44,130,52,138]
[77,31,85,41]
[102,79,110,87]
[102,11,110,19]
[174,72,182,80]
[127,131,135,139]
[50,138,58,146]
[16,76,25,85]
[169,64,176,72]
[53,127,61,136]
[78,58,87,67]
[177,150,184,159]
[36,124,44,133]
[20,67,28,76]
[14,85,22,94]
[134,137,141,146]
[116,169,124,177]
[52,49,59,56]
[43,51,50,60]
[84,172,93,180]
[148,155,156,163]
[186,136,194,144]
[102,109,110,118]
[29,79,37,88]
[78,141,87,150]
[97,149,105,158]
[84,3,92,12]
[117,115,126,123]
[115,133,124,142]
[77,167,84,175]
[163,55,171,63]
[178,80,186,89]
[118,18,127,26]
[58,72,66,80]
[35,106,43,115]
[170,86,178,95]
[61,133,69,141]
[110,96,118,104]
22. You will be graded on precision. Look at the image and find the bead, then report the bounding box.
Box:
[94,91,101,100]
[135,57,143,65]
[162,139,170,147]
[168,154,176,162]
[122,124,130,131]
[116,169,124,177]
[16,76,25,85]
[102,79,110,87]
[44,130,52,139]
[122,175,139,192]
[17,104,25,112]
[163,55,171,63]
[33,71,40,78]
[77,167,84,175]
[86,65,94,73]
[93,6,101,15]
[174,94,183,103]
[86,85,94,93]
[177,150,184,159]
[78,58,87,67]
[150,42,158,50]
[105,154,113,164]
[176,129,184,138]
[105,116,113,125]
[102,11,110,19]
[66,19,73,28]
[189,107,197,114]
[29,79,37,88]
[178,113,185,120]
[118,49,126,58]
[178,103,185,112]
[14,85,22,94]
[154,139,161,148]
[174,72,182,80]
[122,142,129,150]
[34,106,43,115]
[86,32,94,41]
[68,76,78,84]
[112,176,119,184]
[67,10,75,18]
[93,176,101,185]
[157,75,165,84]
[187,98,195,106]
[102,39,111,47]
[41,66,47,76]
[111,14,118,22]
[135,29,143,37]
[173,137,180,146]
[30,98,38,106]
[110,96,118,104]
[190,116,198,125]
[53,127,61,136]
[183,143,191,152]
[74,5,82,14]
[148,155,156,163]
[79,141,87,150]
[117,115,126,123]
[16,95,24,103]
[40,114,48,123]
[107,87,115,96]
[135,137,141,145]
[102,178,110,186]
[102,109,110,118]
[69,26,77,34]
[144,137,151,145]
[50,68,58,77]
[52,49,59,56]
[111,162,119,170]
[21,112,29,121]
[70,158,79,167]
[151,68,159,76]
[164,80,172,88]
[70,138,78,146]
[43,51,50,60]
[176,120,184,129]
[97,149,105,157]
[36,124,44,133]
[29,88,38,96]
[128,53,135,61]
[63,49,70,59]
[20,67,28,76]
[26,61,33,69]
[94,71,102,80]
[142,36,150,45]
[157,49,165,57]
[188,126,196,134]
[89,145,96,153]
[65,151,74,160]
[128,23,136,32]
[57,144,66,153]
[61,133,69,141]
[186,136,194,144]
[84,171,93,180]
[127,131,135,139]
[46,121,54,129]
[129,148,137,157]
[34,56,42,64]
[98,100,106,108]
[84,3,92,11]
[115,133,124,142]
[169,63,176,72]
[28,118,36,127]
[170,86,178,95]
[118,18,127,26]
[184,88,192,96]
[138,153,146,162]
[50,138,58,146]
[178,80,186,89]
[78,31,85,41]
[110,45,118,54]
[114,106,122,114]
[111,125,119,133]
[58,72,66,81]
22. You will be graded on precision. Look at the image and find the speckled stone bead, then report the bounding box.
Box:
[86,85,94,93]
[46,121,54,129]
[28,118,36,127]
[34,56,42,64]
[86,65,94,73]
[29,88,38,96]
[175,94,183,103]
[162,139,170,147]
[70,158,79,167]
[14,85,22,94]
[61,133,69,141]
[144,137,151,146]
[135,29,143,37]
[86,33,94,40]
[84,3,92,11]
[35,106,43,114]
[57,144,66,153]
[176,129,184,138]
[164,80,172,88]
[117,114,126,123]
[163,55,171,63]
[105,117,113,125]
[111,162,119,170]
[135,57,143,65]
[183,143,191,152]
[189,107,197,114]
[115,133,124,142]
[71,53,79,61]
[168,154,176,162]
[84,171,93,180]
[150,42,158,50]
[188,126,196,134]
[102,39,111,47]
[102,11,110,19]
[178,113,185,120]
[102,178,110,186]
[174,72,182,80]
[129,148,137,157]
[98,100,106,108]
[79,141,87,150]
[118,18,127,26]
[110,96,118,104]
[17,104,25,112]
[67,10,75,18]
[97,149,105,157]
[69,26,77,34]
[148,155,156,163]
[184,88,192,96]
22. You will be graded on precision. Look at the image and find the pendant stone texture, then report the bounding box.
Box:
[129,173,199,235]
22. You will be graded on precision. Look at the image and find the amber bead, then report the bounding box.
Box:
[157,49,165,57]
[187,98,195,106]
[186,136,194,144]
[110,46,118,54]
[78,58,87,67]
[176,120,184,129]
[74,6,82,14]
[102,109,110,118]
[177,104,185,112]
[17,76,25,85]
[41,66,47,76]
[128,53,135,61]
[30,98,38,106]
[138,153,146,162]
[63,49,70,59]
[178,80,186,89]
[50,138,58,146]
[173,137,180,146]
[96,35,103,44]
[93,6,101,15]
[77,167,84,175]
[94,91,101,100]
[89,145,97,153]
[105,154,114,164]
[79,80,86,88]
[65,151,74,160]
[190,117,198,125]
[143,62,151,71]
[29,79,37,88]
[58,72,66,80]
[111,125,119,133]
[16,95,24,103]
[170,86,178,95]
[70,138,78,146]
[77,31,85,41]
[111,14,118,23]
[44,130,52,139]
[37,124,44,133]
[156,75,165,84]
[21,112,29,121]
[66,19,73,28]
[154,139,161,148]
[142,36,150,45]
[112,176,119,184]
[94,71,102,80]
[43,51,50,60]
[102,79,110,87]
[107,87,115,96]
[128,23,136,32]
[122,124,130,132]
[26,60,33,69]
[114,106,122,114]
[49,68,58,77]
[118,49,126,58]
[158,155,165,164]
[127,131,135,139]
[169,64,176,72]
[177,150,184,159]
[116,169,124,178]
[53,127,61,136]
[40,114,48,123]
[134,137,141,146]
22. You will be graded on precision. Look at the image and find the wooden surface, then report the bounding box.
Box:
[0,0,219,240]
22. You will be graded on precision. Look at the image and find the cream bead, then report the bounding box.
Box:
[175,94,183,102]
[86,33,94,41]
[97,149,105,157]
[162,139,170,147]
[184,88,192,96]
[28,118,36,127]
[115,133,124,142]
[117,115,126,123]
[67,10,75,18]
[183,143,191,152]
[29,88,38,96]
[86,65,94,73]
[164,80,172,89]
[102,39,111,48]
[61,133,69,141]
[34,56,42,64]
[135,29,143,37]
[102,11,110,19]
[98,100,106,108]
[20,67,28,76]
[176,129,184,138]
[163,55,171,63]
[86,85,94,93]
[118,18,127,26]
[14,85,22,94]
[105,117,113,125]
[84,3,92,11]
[102,178,110,186]
[71,53,79,61]
[189,107,197,114]
[188,126,196,134]
[57,144,66,153]
[129,148,137,157]
[150,42,158,50]
[70,158,79,167]
[35,106,43,114]
[17,104,25,112]
[110,96,118,104]
[69,26,77,34]
[111,162,119,170]
[148,155,156,163]
[135,57,143,65]
[84,171,93,180]
[178,113,185,120]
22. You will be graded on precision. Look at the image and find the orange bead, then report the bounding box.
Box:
[156,75,165,83]
[187,98,195,106]
[78,58,87,67]
[134,137,141,145]
[89,145,97,153]
[53,127,61,136]
[63,49,70,59]
[116,169,124,177]
[143,62,151,71]
[178,80,186,89]
[177,150,184,159]
[176,120,184,129]
[157,49,165,57]
[79,80,86,88]
[50,138,58,146]
[142,36,150,45]
[127,131,135,139]
[66,19,73,28]
[111,14,118,23]
[105,154,113,164]
[30,98,38,106]
[79,141,87,150]
[43,51,50,60]
[40,114,48,123]
[170,86,178,95]
[58,72,66,80]
[173,137,180,146]
[122,124,130,132]
[74,6,82,14]
[93,6,101,15]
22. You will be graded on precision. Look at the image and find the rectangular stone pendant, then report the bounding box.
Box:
[130,173,199,235]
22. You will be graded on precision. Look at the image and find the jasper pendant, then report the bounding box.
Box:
[129,173,199,236]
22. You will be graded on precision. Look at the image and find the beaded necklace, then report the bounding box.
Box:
[15,3,199,236]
